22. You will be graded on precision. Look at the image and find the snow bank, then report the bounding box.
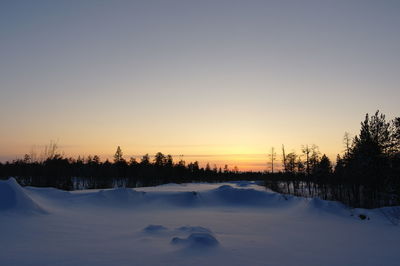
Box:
[16,183,353,215]
[97,187,144,204]
[172,226,219,249]
[0,178,47,214]
[201,184,294,207]
[156,191,201,207]
[109,184,293,208]
[2,181,400,266]
[140,224,220,249]
[142,225,214,236]
[176,226,212,234]
[142,224,168,234]
[60,182,270,209]
[306,198,350,216]
[171,232,219,248]
[228,180,258,187]
[51,184,291,209]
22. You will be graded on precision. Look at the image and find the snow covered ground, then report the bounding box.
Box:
[1,178,399,266]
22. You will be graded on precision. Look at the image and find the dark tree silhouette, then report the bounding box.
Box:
[1,111,399,208]
[114,146,124,163]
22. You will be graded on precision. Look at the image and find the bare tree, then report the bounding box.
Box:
[29,145,38,163]
[40,140,59,161]
[282,144,287,173]
[268,147,277,173]
[343,132,352,158]
[301,145,311,176]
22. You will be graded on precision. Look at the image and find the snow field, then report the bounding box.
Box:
[0,178,399,266]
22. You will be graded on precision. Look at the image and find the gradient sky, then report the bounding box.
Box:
[1,0,399,170]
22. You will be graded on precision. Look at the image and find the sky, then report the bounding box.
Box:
[1,0,399,171]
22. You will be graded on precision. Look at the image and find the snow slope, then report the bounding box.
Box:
[0,178,47,214]
[0,178,399,266]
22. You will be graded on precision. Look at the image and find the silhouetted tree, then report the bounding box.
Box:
[154,152,167,168]
[141,154,150,165]
[314,154,332,176]
[285,152,297,174]
[114,146,124,163]
[268,147,276,173]
[302,145,311,176]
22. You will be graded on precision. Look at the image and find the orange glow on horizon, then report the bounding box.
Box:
[0,143,340,172]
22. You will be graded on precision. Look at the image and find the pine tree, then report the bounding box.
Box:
[114,146,124,163]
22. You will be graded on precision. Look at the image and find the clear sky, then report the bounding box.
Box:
[1,0,399,170]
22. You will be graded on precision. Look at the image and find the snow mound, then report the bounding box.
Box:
[204,185,290,206]
[0,178,47,214]
[229,180,255,187]
[176,226,212,234]
[142,225,214,238]
[171,232,219,248]
[89,188,145,206]
[306,198,350,216]
[143,225,168,234]
[212,185,270,203]
[75,184,294,208]
[99,187,142,200]
[160,191,200,207]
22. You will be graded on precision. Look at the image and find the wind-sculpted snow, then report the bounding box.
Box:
[0,178,47,214]
[8,182,349,211]
[306,197,351,216]
[2,179,400,266]
[20,184,295,209]
[95,187,145,206]
[141,224,219,250]
[176,226,212,234]
[142,224,168,234]
[202,184,294,207]
[228,180,259,187]
[85,184,295,208]
[171,232,219,249]
[0,180,383,216]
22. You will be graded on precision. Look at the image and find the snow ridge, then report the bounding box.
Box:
[0,178,47,214]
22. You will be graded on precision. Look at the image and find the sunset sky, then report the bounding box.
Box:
[1,0,399,170]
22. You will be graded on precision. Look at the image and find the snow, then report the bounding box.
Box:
[0,178,47,214]
[1,178,400,265]
[171,232,219,248]
[143,224,168,234]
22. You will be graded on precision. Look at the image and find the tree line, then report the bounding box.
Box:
[0,146,263,190]
[265,111,400,208]
[1,110,399,208]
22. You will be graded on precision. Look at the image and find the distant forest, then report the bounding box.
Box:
[1,110,399,208]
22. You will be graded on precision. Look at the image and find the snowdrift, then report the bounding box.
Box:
[0,178,47,214]
[171,232,219,248]
[305,197,351,216]
[142,224,168,234]
[20,183,349,213]
[202,184,294,207]
[135,184,298,208]
[2,180,400,266]
[141,224,220,250]
[62,184,295,209]
[95,187,145,206]
[8,180,393,221]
